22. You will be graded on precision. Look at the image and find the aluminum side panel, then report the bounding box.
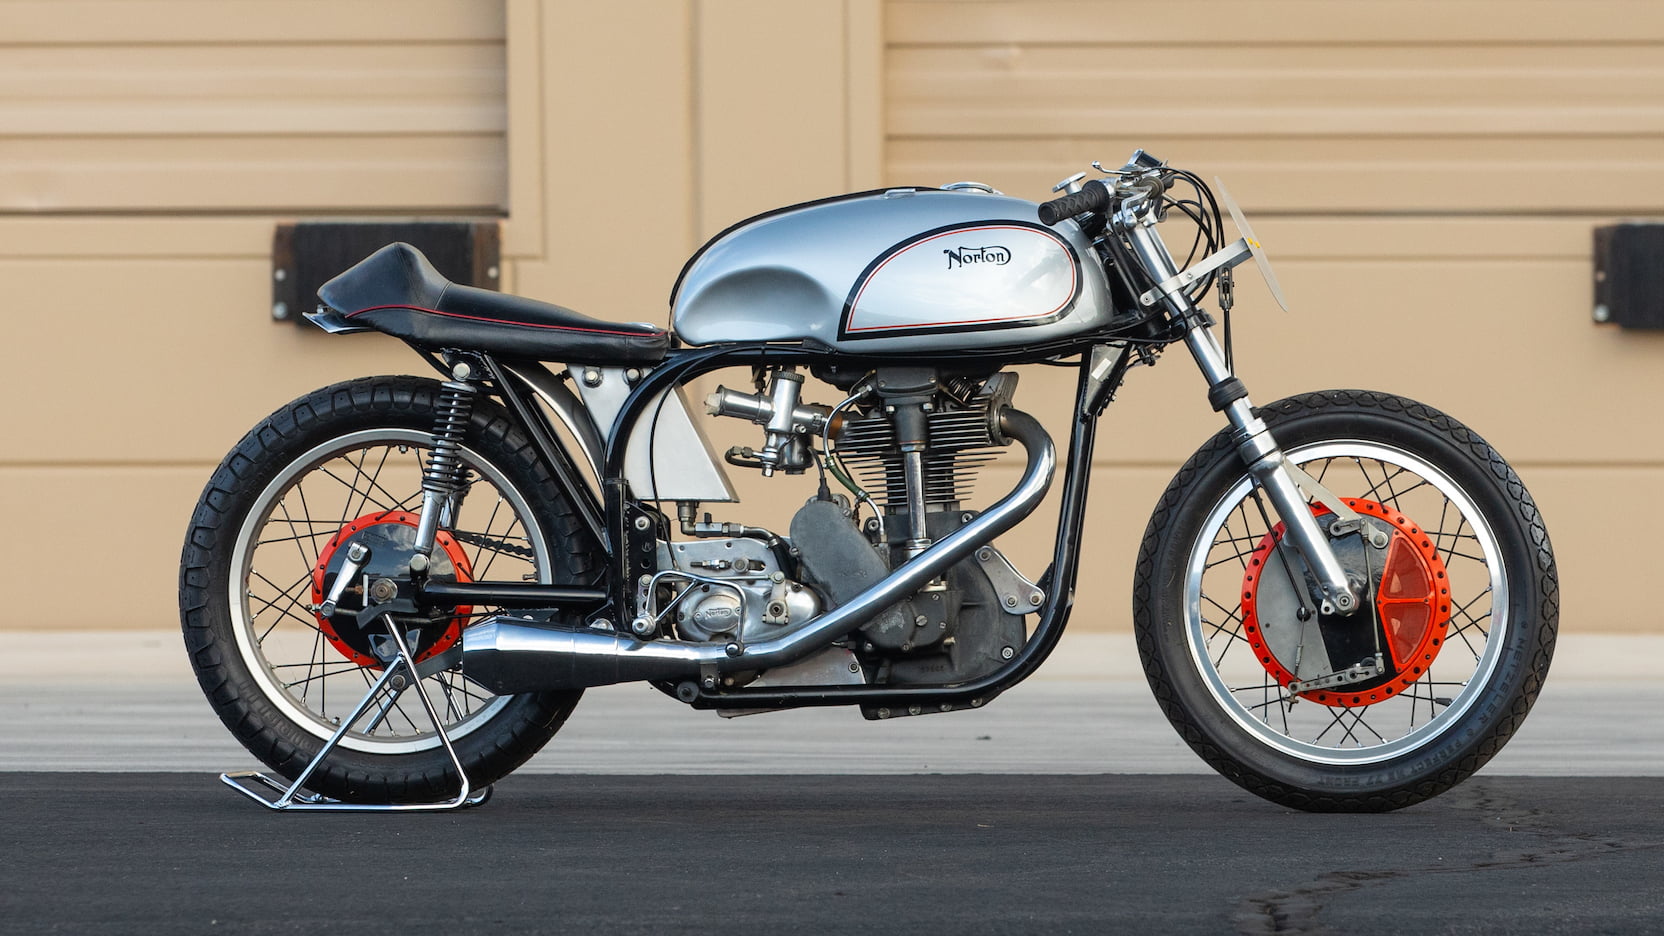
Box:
[574,368,737,503]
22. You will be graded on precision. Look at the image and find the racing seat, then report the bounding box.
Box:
[315,242,670,364]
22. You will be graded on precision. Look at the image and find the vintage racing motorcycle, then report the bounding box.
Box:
[181,151,1557,813]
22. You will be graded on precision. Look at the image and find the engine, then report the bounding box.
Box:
[686,365,1036,705]
[831,369,1017,531]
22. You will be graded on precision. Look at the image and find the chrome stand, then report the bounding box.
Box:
[221,614,492,812]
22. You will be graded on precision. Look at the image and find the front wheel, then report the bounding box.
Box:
[1134,390,1557,812]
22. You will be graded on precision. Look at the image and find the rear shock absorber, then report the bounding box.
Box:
[411,380,477,564]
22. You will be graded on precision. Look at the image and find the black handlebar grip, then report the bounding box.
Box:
[1037,179,1112,225]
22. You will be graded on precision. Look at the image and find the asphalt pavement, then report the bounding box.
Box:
[3,630,1663,934]
[3,772,1662,935]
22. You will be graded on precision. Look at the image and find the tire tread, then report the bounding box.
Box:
[179,375,597,803]
[1132,390,1557,812]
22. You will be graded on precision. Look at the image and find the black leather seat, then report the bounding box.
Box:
[317,242,670,364]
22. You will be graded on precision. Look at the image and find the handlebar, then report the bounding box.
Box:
[1037,174,1169,227]
[1036,180,1112,226]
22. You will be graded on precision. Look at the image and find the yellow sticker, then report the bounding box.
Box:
[1247,237,1261,249]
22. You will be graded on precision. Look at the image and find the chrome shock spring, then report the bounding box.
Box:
[411,380,478,560]
[423,381,477,498]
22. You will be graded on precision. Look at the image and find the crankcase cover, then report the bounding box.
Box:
[671,189,1117,353]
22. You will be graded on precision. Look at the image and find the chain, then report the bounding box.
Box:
[446,530,537,559]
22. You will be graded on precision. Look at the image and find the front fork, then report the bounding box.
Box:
[1124,222,1361,616]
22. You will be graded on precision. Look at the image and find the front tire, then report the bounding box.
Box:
[180,376,600,802]
[1133,390,1557,812]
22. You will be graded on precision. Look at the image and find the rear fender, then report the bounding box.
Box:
[303,305,374,335]
[498,361,606,490]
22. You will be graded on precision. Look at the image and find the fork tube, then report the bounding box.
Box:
[1124,224,1359,615]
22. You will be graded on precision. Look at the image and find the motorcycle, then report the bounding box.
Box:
[181,150,1557,813]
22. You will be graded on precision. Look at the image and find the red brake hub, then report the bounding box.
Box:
[309,510,475,666]
[1240,498,1452,707]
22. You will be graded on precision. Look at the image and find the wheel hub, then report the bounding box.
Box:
[310,511,474,666]
[1241,498,1452,707]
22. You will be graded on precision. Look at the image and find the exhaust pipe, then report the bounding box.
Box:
[462,408,1055,694]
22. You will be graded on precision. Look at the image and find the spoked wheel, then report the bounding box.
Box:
[181,376,600,803]
[1134,390,1557,812]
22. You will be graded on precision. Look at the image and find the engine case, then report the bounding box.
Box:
[789,500,1027,688]
[656,538,819,644]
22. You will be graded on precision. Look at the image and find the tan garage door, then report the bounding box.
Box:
[885,0,1664,630]
[0,0,506,629]
[1,0,506,213]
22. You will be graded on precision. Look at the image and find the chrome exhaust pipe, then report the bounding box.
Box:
[462,408,1055,694]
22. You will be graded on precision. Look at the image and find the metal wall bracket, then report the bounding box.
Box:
[220,615,492,813]
[272,220,499,325]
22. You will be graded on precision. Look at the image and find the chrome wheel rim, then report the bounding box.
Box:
[1183,440,1508,765]
[229,429,548,754]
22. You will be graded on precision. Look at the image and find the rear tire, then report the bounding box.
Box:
[180,376,600,802]
[1133,390,1557,812]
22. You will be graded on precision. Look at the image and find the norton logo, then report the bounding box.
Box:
[943,245,1011,269]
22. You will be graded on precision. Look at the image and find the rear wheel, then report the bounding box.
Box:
[1133,390,1557,811]
[180,376,600,802]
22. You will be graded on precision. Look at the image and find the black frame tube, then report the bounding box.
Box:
[418,582,608,609]
[485,353,608,548]
[458,336,1130,711]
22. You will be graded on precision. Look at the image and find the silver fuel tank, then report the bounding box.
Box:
[671,188,1117,353]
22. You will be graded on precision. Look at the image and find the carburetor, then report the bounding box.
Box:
[705,367,832,475]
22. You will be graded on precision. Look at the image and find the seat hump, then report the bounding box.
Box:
[316,243,669,365]
[316,242,448,315]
